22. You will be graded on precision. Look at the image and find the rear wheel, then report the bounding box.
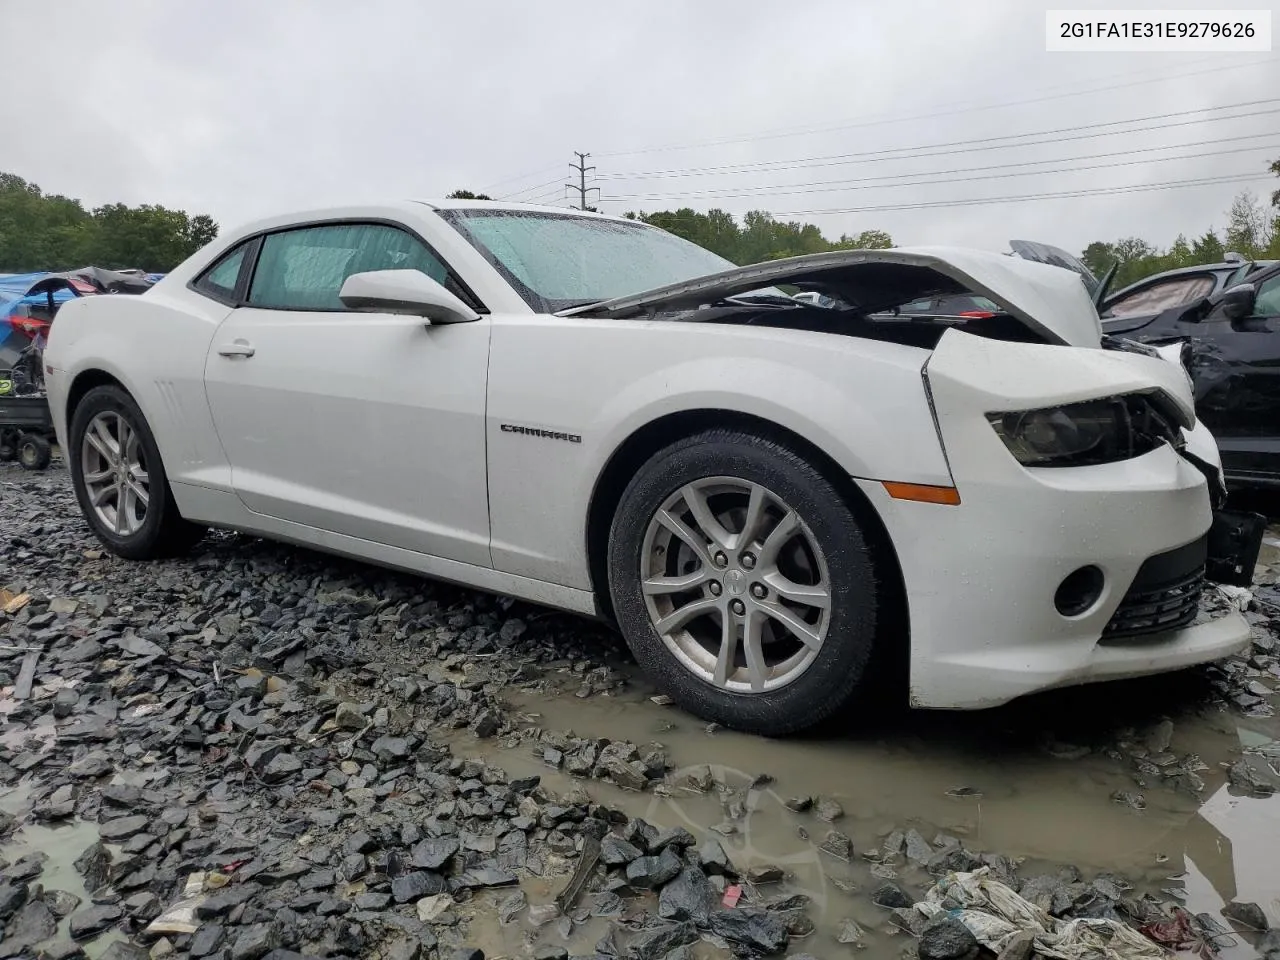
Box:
[68,385,206,559]
[607,428,880,736]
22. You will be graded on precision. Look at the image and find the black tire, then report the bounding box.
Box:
[0,429,15,462]
[67,384,206,560]
[607,428,879,736]
[17,434,52,471]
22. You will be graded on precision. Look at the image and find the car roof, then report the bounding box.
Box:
[212,200,647,249]
[412,197,636,223]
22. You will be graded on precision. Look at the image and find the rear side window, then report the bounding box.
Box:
[246,223,450,311]
[194,243,250,302]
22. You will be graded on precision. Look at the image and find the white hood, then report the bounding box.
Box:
[564,245,1105,348]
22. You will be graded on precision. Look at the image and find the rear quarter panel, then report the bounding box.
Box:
[44,285,234,496]
[485,315,950,589]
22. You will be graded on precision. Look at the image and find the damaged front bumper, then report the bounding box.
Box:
[870,329,1257,710]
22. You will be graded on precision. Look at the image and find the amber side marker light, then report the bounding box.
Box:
[882,481,961,505]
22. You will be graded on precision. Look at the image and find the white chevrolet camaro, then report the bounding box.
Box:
[42,199,1260,735]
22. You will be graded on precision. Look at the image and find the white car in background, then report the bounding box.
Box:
[41,200,1260,735]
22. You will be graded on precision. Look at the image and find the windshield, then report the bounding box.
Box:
[438,209,739,312]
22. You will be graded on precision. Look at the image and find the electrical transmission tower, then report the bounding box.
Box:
[566,152,600,210]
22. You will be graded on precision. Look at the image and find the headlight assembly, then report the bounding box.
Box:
[987,393,1182,468]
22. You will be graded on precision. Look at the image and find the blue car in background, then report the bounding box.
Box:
[0,267,160,393]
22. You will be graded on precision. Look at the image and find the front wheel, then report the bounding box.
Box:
[607,428,880,736]
[68,385,206,559]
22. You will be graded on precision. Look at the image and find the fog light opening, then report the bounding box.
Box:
[1055,565,1105,617]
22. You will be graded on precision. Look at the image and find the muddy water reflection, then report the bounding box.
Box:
[453,664,1279,957]
[0,785,124,959]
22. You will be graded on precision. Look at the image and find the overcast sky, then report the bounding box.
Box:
[3,0,1277,255]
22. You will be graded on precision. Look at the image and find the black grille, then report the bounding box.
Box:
[1102,535,1207,641]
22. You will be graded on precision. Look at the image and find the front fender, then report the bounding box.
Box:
[485,316,950,589]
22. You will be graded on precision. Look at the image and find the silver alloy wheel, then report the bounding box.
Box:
[81,411,150,537]
[640,476,832,694]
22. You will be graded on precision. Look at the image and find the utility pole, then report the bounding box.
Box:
[566,151,600,210]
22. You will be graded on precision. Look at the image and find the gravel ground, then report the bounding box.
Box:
[2,462,1279,960]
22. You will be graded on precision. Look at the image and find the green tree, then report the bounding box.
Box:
[627,207,893,264]
[1270,155,1280,209]
[1080,241,1117,277]
[0,171,219,272]
[1224,189,1272,258]
[445,190,493,200]
[834,229,893,250]
[1191,229,1225,264]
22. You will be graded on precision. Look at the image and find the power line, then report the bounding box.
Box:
[594,56,1278,159]
[772,173,1271,217]
[619,173,1268,223]
[520,188,570,205]
[597,101,1280,182]
[500,176,568,201]
[565,151,600,210]
[599,138,1280,203]
[478,56,1275,197]
[478,162,564,195]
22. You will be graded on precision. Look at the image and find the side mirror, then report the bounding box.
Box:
[338,269,480,324]
[1209,282,1256,321]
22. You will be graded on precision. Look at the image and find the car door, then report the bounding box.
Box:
[202,220,493,567]
[1190,267,1280,482]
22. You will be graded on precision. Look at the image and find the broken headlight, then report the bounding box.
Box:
[987,393,1182,468]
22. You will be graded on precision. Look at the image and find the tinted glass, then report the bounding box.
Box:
[1255,274,1280,317]
[196,244,248,299]
[248,223,448,311]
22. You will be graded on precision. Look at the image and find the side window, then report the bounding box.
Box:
[1255,274,1280,317]
[247,223,452,311]
[193,242,250,302]
[1103,275,1215,318]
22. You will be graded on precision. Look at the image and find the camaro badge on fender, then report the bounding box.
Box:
[500,423,582,443]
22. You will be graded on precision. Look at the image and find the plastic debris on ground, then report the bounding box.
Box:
[912,867,1168,960]
[1216,584,1254,613]
[1138,907,1220,959]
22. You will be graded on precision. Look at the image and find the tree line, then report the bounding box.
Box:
[0,172,218,274]
[6,169,1279,282]
[1081,187,1280,290]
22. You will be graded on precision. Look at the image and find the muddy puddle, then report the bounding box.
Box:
[0,783,125,959]
[445,662,1280,959]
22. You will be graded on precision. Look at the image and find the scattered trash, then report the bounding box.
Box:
[1216,585,1253,612]
[554,834,600,913]
[1,590,32,614]
[1138,906,1217,959]
[649,694,673,706]
[912,867,1166,960]
[722,884,742,908]
[143,874,209,936]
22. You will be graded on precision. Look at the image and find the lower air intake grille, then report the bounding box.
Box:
[1101,535,1207,641]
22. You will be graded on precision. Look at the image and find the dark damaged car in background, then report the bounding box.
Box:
[1091,254,1280,490]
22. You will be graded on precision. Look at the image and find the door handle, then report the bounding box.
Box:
[217,339,255,358]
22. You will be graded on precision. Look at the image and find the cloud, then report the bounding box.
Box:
[3,0,1277,254]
